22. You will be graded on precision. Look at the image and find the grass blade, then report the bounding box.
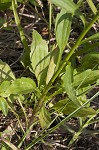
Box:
[25,91,99,149]
[12,0,30,67]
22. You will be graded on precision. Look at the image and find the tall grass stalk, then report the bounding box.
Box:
[12,0,30,67]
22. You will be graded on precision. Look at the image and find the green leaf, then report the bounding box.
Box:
[46,56,56,84]
[86,0,98,15]
[77,92,90,107]
[55,9,72,51]
[0,0,11,10]
[74,42,99,56]
[52,0,78,14]
[0,81,10,97]
[0,59,15,82]
[39,106,51,129]
[12,0,30,67]
[1,146,7,150]
[81,52,99,70]
[52,0,85,25]
[52,99,96,117]
[73,69,99,88]
[46,47,59,84]
[63,64,80,106]
[30,30,50,86]
[55,9,72,68]
[5,77,37,95]
[81,33,99,44]
[96,79,99,85]
[0,97,8,116]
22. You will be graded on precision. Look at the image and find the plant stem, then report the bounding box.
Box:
[18,120,39,148]
[49,0,52,51]
[12,0,30,67]
[29,11,99,127]
[25,91,99,149]
[1,138,19,150]
[7,100,25,133]
[44,11,99,94]
[17,97,28,128]
[68,109,99,146]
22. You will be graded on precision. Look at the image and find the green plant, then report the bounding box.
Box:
[0,0,99,149]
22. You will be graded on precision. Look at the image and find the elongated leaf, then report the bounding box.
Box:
[52,0,78,14]
[63,64,80,106]
[52,0,85,25]
[39,106,51,129]
[86,0,98,15]
[12,0,30,67]
[81,33,99,44]
[73,69,99,88]
[52,99,96,117]
[30,30,50,86]
[55,9,72,51]
[0,59,15,82]
[5,77,38,95]
[46,56,55,84]
[81,52,99,70]
[0,97,8,116]
[55,9,72,69]
[1,138,19,150]
[46,47,59,84]
[74,42,99,56]
[77,0,83,6]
